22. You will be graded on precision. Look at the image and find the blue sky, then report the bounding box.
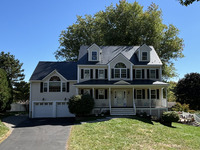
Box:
[0,0,199,82]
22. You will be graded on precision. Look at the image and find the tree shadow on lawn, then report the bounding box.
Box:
[78,115,154,125]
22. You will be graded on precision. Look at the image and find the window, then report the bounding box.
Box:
[114,69,120,78]
[136,70,142,79]
[44,83,48,92]
[98,89,104,99]
[150,70,156,79]
[84,89,90,94]
[49,76,61,92]
[114,63,127,78]
[151,90,156,99]
[142,52,148,61]
[62,82,66,92]
[136,90,142,99]
[98,69,104,79]
[84,69,90,79]
[92,51,97,60]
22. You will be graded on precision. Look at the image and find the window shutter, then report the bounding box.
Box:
[90,89,93,97]
[111,69,114,78]
[127,69,130,78]
[156,69,159,79]
[40,82,43,93]
[147,69,149,79]
[142,89,145,99]
[95,89,98,99]
[157,89,159,99]
[105,69,107,79]
[67,82,69,92]
[142,69,145,79]
[105,89,108,99]
[134,89,136,99]
[81,69,84,79]
[90,69,93,79]
[147,89,150,99]
[81,89,84,95]
[133,69,135,79]
[96,69,98,79]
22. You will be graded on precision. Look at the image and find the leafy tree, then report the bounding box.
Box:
[0,51,24,109]
[55,1,184,79]
[175,73,200,110]
[13,81,30,102]
[179,0,200,6]
[68,94,94,116]
[167,81,177,102]
[0,69,11,111]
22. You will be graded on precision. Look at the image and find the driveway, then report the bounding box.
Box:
[0,116,74,150]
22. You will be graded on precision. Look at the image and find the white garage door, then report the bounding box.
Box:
[56,102,74,117]
[34,102,53,118]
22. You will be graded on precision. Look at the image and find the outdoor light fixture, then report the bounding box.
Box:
[42,98,45,101]
[64,98,67,101]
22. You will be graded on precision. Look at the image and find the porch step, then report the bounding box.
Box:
[111,108,136,115]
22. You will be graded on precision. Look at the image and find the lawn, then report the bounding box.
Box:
[0,120,9,143]
[68,117,200,150]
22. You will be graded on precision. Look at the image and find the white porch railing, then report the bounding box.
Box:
[135,99,167,108]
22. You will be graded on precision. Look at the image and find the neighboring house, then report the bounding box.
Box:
[29,44,168,118]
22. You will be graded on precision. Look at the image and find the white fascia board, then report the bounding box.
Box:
[42,69,68,81]
[78,64,107,67]
[107,53,133,65]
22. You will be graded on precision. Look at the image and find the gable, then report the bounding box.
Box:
[114,80,130,85]
[136,44,151,62]
[42,70,67,82]
[109,53,132,68]
[87,44,102,62]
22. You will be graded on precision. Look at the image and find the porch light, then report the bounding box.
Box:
[42,98,45,101]
[64,98,67,101]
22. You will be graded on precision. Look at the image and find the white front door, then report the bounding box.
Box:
[114,90,127,107]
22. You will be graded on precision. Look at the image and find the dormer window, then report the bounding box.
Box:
[92,51,97,61]
[142,52,148,61]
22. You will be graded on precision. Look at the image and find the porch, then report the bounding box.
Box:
[76,86,168,116]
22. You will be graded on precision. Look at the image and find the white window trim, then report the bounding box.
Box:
[84,69,90,79]
[44,80,67,93]
[142,51,148,61]
[91,50,98,61]
[151,89,157,99]
[136,89,142,99]
[135,69,142,79]
[98,69,105,79]
[43,82,48,92]
[98,89,105,99]
[114,68,127,79]
[150,69,156,79]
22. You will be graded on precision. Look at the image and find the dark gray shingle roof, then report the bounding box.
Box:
[75,79,168,86]
[30,61,77,81]
[78,45,162,65]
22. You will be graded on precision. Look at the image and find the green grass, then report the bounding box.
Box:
[0,120,9,142]
[68,117,200,150]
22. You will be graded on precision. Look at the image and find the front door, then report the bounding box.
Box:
[114,90,127,107]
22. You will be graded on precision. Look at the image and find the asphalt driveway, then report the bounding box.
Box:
[0,116,74,150]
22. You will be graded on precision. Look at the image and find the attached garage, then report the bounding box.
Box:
[56,102,74,117]
[32,101,75,118]
[33,102,54,118]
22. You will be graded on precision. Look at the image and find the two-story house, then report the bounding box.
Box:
[29,44,168,118]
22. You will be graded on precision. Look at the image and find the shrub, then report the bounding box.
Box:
[68,94,94,116]
[161,111,179,126]
[171,102,190,112]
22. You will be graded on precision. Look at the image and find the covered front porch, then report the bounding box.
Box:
[74,81,168,117]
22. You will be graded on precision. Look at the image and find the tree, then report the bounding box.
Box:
[55,1,184,79]
[167,81,177,102]
[175,73,200,110]
[179,0,200,6]
[13,81,30,102]
[0,51,24,109]
[0,69,11,111]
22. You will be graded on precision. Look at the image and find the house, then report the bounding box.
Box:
[29,44,168,118]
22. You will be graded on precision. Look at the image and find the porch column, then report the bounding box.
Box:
[161,88,163,99]
[109,87,111,113]
[149,88,151,115]
[165,87,168,108]
[93,88,95,99]
[75,88,78,95]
